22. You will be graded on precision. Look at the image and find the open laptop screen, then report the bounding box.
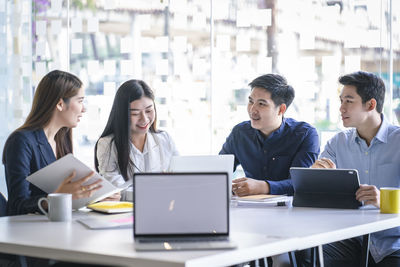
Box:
[134,173,229,237]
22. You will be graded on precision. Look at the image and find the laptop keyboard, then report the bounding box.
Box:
[138,236,228,243]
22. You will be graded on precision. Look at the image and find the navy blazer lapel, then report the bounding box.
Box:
[35,129,56,165]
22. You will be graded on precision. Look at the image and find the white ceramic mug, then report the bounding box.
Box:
[38,193,72,222]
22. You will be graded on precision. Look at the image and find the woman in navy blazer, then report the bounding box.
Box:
[2,70,102,216]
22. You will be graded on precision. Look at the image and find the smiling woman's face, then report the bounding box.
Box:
[129,96,155,137]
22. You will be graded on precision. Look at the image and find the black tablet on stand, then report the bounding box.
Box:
[290,167,362,209]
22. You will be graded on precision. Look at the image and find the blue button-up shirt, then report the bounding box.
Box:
[321,114,400,262]
[220,118,320,195]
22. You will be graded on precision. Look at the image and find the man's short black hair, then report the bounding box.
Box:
[339,71,385,113]
[249,74,295,108]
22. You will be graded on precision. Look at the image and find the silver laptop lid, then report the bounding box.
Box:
[168,155,234,198]
[133,172,229,238]
[168,155,234,181]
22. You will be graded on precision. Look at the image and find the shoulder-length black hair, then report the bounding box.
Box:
[94,79,157,181]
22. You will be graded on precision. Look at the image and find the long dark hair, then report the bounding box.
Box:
[94,80,157,181]
[2,70,82,163]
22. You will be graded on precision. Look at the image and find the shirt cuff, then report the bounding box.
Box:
[266,180,294,195]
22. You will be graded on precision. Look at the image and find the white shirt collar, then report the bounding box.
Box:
[130,132,159,155]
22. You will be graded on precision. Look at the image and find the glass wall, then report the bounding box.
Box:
[0,0,32,196]
[392,1,400,124]
[1,0,399,196]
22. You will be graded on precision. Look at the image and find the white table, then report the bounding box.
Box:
[231,205,400,251]
[0,205,399,267]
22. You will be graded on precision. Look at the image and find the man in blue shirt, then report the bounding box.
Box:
[220,74,320,196]
[297,71,400,266]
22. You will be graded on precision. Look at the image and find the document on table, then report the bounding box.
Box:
[232,194,292,206]
[77,213,133,230]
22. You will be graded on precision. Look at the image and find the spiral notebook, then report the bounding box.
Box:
[87,201,133,214]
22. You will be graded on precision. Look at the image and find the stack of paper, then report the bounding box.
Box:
[77,213,133,230]
[232,194,292,207]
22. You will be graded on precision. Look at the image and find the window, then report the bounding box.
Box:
[1,0,399,196]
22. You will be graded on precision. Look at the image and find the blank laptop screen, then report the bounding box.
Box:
[134,173,228,236]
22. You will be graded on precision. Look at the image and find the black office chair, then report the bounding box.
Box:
[0,192,7,217]
[0,192,29,267]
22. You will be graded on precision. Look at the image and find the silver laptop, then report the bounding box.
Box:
[169,155,235,198]
[133,172,236,251]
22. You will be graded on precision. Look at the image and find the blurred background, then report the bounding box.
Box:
[1,0,399,196]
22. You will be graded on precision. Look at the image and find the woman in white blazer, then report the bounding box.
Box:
[95,80,178,201]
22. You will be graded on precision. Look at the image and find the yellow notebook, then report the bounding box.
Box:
[87,201,133,214]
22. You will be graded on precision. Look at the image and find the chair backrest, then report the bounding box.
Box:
[0,192,7,217]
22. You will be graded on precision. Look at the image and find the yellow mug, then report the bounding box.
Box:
[380,187,400,214]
